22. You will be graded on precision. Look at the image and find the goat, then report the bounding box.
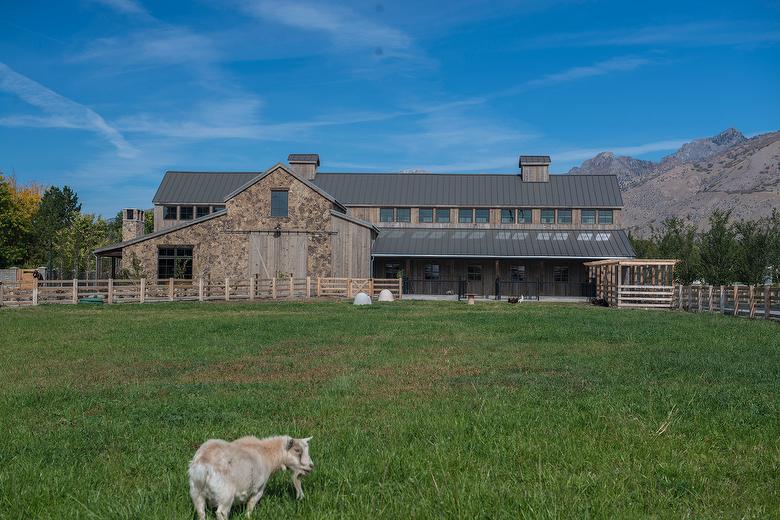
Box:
[189,435,313,520]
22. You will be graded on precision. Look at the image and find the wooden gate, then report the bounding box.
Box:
[249,233,307,279]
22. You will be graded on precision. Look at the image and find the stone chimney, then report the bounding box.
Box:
[122,208,145,242]
[519,155,551,182]
[287,153,320,180]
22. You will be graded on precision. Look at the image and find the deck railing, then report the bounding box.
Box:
[0,277,402,307]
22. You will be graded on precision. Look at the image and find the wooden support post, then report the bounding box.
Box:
[369,278,375,299]
[168,278,174,301]
[347,278,353,298]
[765,286,771,319]
[708,286,714,313]
[72,279,78,304]
[697,285,703,312]
[32,278,39,306]
[678,285,683,310]
[272,277,277,299]
[107,278,114,304]
[398,277,403,299]
[306,276,311,298]
[733,286,739,316]
[289,277,294,299]
[749,285,756,318]
[225,277,230,301]
[198,277,205,302]
[616,264,622,308]
[140,278,146,303]
[1,282,5,307]
[316,277,321,298]
[249,276,255,301]
[719,286,725,313]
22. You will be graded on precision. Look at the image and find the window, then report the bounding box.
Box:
[475,208,490,223]
[126,209,134,220]
[419,208,433,223]
[271,190,289,217]
[424,264,440,280]
[517,209,532,224]
[396,208,411,222]
[557,209,572,224]
[196,206,210,218]
[541,209,555,224]
[380,208,394,222]
[158,247,193,279]
[435,208,450,223]
[384,262,401,278]
[459,208,474,223]
[212,205,226,212]
[553,266,569,282]
[467,265,482,281]
[179,206,193,220]
[581,209,596,225]
[510,265,527,282]
[163,206,177,220]
[598,209,614,224]
[501,209,515,224]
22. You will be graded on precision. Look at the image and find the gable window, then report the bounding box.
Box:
[598,209,614,224]
[271,190,289,217]
[475,208,490,223]
[517,209,532,224]
[557,209,572,224]
[158,247,193,279]
[541,209,555,224]
[212,205,226,213]
[581,209,596,224]
[126,209,134,220]
[196,206,210,218]
[163,206,177,220]
[435,208,450,223]
[501,209,515,224]
[384,262,401,278]
[424,263,440,280]
[467,264,482,281]
[419,208,434,223]
[510,265,527,282]
[459,209,474,223]
[380,208,394,222]
[396,208,411,222]
[553,266,569,283]
[179,206,193,220]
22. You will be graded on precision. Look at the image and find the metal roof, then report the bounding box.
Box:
[153,172,259,204]
[372,228,635,258]
[288,153,320,165]
[312,173,622,207]
[519,155,551,166]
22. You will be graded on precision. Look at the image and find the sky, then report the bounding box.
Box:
[1,0,779,216]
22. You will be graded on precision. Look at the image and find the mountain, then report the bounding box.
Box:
[567,129,780,233]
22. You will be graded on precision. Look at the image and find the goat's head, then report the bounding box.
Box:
[284,437,314,474]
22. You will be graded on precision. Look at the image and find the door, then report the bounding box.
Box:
[249,232,307,278]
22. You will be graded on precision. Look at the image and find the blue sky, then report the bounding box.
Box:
[1,0,778,215]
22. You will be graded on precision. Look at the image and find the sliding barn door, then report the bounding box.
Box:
[249,233,307,278]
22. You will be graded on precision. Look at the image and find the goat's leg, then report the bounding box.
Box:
[191,494,206,520]
[292,472,304,500]
[216,500,232,520]
[246,484,266,516]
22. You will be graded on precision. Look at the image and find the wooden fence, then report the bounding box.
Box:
[672,285,780,321]
[0,277,402,307]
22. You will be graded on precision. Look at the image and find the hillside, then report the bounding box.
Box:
[568,129,780,233]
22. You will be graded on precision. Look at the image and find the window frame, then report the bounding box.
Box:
[581,209,596,225]
[424,263,441,280]
[435,208,450,223]
[384,262,401,279]
[458,208,474,223]
[467,264,482,281]
[396,207,411,223]
[419,208,434,223]
[553,266,569,283]
[598,209,614,225]
[163,206,178,220]
[270,190,289,218]
[557,208,572,224]
[541,208,555,224]
[179,206,194,220]
[195,206,210,219]
[475,208,490,223]
[380,207,395,223]
[157,246,193,280]
[510,265,527,282]
[500,208,515,224]
[517,208,532,224]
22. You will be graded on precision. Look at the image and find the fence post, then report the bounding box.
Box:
[0,282,4,307]
[272,278,277,299]
[168,278,174,301]
[249,275,255,301]
[678,285,683,310]
[107,278,114,304]
[733,286,739,316]
[140,278,146,303]
[32,278,39,306]
[398,277,403,299]
[369,278,374,299]
[289,277,294,299]
[765,286,771,319]
[749,285,756,318]
[708,286,714,313]
[198,277,205,302]
[306,276,311,298]
[225,277,230,301]
[316,277,321,298]
[72,279,78,304]
[347,278,353,298]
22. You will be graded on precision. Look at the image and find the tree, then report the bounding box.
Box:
[767,210,780,285]
[654,217,700,284]
[0,174,41,268]
[144,209,154,234]
[58,213,111,278]
[628,231,658,258]
[32,186,81,275]
[734,218,770,285]
[699,210,738,285]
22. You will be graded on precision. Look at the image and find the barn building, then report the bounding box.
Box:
[95,154,635,297]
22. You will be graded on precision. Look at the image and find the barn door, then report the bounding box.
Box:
[250,233,307,279]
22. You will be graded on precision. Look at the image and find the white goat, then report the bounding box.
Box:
[188,435,313,520]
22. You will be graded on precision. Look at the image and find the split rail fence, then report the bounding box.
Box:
[672,284,780,321]
[0,277,402,308]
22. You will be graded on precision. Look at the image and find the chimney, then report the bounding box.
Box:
[287,153,320,181]
[519,155,551,182]
[122,208,145,242]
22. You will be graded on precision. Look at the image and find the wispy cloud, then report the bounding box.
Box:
[554,139,690,162]
[0,62,136,157]
[91,0,149,17]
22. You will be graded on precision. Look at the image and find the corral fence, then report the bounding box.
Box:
[0,277,402,308]
[672,284,780,321]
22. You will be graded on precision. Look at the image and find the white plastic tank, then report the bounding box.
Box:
[353,292,372,305]
[377,289,394,302]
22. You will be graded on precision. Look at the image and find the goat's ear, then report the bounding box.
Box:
[286,438,295,451]
[303,436,312,443]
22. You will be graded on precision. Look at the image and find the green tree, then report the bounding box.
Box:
[58,213,111,278]
[654,217,700,284]
[767,210,780,285]
[628,231,658,258]
[144,209,154,234]
[734,218,770,285]
[0,174,40,268]
[699,210,738,285]
[32,186,81,275]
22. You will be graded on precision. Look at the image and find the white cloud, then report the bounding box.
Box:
[91,0,149,16]
[554,139,690,162]
[0,62,137,158]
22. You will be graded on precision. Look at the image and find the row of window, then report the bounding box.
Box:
[384,263,569,282]
[163,205,226,220]
[379,207,614,225]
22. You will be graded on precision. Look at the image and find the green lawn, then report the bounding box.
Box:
[0,301,778,519]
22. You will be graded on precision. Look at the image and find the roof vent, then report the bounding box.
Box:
[287,153,320,181]
[519,155,551,182]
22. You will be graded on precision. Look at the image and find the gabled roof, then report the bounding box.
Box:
[312,173,623,207]
[372,228,635,259]
[223,163,346,211]
[519,155,551,166]
[153,171,259,204]
[288,153,320,165]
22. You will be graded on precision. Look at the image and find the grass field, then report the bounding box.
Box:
[0,301,778,519]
